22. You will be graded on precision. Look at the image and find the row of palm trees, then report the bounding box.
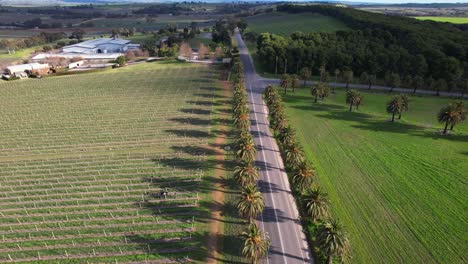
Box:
[230,60,270,264]
[263,85,351,264]
[307,82,466,134]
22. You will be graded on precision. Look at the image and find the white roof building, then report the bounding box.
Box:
[61,38,140,54]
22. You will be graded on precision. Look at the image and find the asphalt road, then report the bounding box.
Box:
[235,29,312,264]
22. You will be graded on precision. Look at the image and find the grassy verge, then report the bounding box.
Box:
[413,16,468,24]
[280,87,467,263]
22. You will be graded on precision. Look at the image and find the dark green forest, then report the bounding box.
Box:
[256,4,468,92]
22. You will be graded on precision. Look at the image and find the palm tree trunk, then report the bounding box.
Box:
[443,119,449,134]
[368,82,372,90]
[327,255,333,264]
[346,82,349,90]
[349,103,353,112]
[398,113,402,119]
[450,122,455,131]
[413,87,417,94]
[315,94,318,103]
[392,111,395,122]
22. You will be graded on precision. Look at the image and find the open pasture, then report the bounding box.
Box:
[0,61,223,263]
[281,88,468,263]
[245,12,349,36]
[413,16,468,24]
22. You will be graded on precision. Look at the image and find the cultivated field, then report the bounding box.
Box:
[281,88,468,263]
[0,61,225,263]
[245,12,349,36]
[414,16,468,24]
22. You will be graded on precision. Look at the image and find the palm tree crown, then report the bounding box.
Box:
[346,89,363,112]
[317,219,351,264]
[237,185,265,223]
[303,187,329,222]
[241,223,270,264]
[234,161,260,187]
[293,161,315,193]
[438,103,458,134]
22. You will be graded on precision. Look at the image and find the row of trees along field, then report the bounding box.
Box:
[280,76,467,135]
[230,58,270,264]
[263,85,351,264]
[255,4,468,94]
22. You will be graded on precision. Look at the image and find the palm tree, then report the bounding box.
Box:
[346,89,362,112]
[300,67,311,87]
[237,185,265,223]
[293,161,315,193]
[263,85,277,106]
[291,74,300,92]
[302,187,329,222]
[449,101,466,131]
[280,74,290,94]
[236,135,257,162]
[317,219,351,264]
[386,96,402,122]
[437,103,458,134]
[311,82,330,103]
[283,142,304,169]
[234,110,250,131]
[234,161,260,187]
[278,125,296,146]
[271,114,287,133]
[241,223,270,264]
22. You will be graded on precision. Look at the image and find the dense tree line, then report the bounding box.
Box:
[255,4,468,93]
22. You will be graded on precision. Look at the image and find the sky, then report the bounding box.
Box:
[351,0,468,3]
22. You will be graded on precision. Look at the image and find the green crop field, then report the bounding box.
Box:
[414,16,468,24]
[245,12,349,36]
[281,88,467,263]
[0,61,226,263]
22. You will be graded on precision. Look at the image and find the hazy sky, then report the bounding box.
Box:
[349,0,468,2]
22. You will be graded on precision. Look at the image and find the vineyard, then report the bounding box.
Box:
[0,62,223,263]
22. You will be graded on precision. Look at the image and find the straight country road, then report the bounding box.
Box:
[235,29,312,264]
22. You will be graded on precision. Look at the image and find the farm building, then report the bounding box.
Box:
[4,63,50,77]
[61,38,140,55]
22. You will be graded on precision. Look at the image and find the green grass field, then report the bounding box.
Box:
[0,61,227,263]
[245,12,349,36]
[414,16,468,24]
[281,88,467,263]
